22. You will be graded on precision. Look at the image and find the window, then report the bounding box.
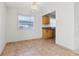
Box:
[18,15,34,30]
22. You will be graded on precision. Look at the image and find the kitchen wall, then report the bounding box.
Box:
[6,7,42,42]
[49,16,56,28]
[42,2,75,50]
[0,3,7,54]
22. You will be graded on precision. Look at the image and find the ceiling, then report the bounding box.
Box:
[5,2,48,9]
[5,2,49,13]
[5,2,55,15]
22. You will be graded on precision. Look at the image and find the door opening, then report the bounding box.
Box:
[42,11,56,43]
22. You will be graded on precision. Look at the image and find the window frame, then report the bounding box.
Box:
[17,14,35,30]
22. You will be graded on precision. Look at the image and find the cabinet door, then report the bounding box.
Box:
[42,29,47,39]
[42,28,53,39]
[42,15,49,25]
[46,29,53,38]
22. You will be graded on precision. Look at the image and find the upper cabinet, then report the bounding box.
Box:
[42,15,50,25]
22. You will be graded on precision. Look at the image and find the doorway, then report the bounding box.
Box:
[42,11,56,43]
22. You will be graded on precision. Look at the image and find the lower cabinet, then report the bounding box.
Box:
[42,27,55,39]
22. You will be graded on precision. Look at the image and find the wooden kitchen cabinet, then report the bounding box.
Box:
[42,15,50,25]
[42,27,55,39]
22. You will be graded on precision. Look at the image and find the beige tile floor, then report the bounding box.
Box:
[1,39,79,56]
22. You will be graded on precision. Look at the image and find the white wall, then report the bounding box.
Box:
[74,2,79,50]
[6,7,42,42]
[0,3,7,54]
[56,3,75,50]
[42,2,75,50]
